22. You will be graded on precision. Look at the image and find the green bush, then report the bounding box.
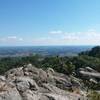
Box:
[88,91,100,100]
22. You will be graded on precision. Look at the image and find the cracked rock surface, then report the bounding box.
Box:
[0,64,87,100]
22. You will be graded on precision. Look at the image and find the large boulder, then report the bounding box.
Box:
[23,64,48,85]
[78,67,100,80]
[0,80,22,100]
[23,64,39,78]
[38,69,47,83]
[5,67,24,82]
[15,77,39,92]
[0,88,22,100]
[21,90,39,100]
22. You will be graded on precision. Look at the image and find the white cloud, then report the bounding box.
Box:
[49,30,63,34]
[19,38,23,41]
[0,29,100,46]
[32,29,100,45]
[7,36,17,39]
[0,36,23,42]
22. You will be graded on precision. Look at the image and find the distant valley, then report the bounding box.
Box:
[0,46,93,57]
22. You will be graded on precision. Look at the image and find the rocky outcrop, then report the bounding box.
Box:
[0,64,87,100]
[78,67,100,84]
[0,80,22,100]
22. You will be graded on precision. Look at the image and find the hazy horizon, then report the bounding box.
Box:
[0,45,96,47]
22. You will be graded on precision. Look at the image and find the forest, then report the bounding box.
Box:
[0,46,100,75]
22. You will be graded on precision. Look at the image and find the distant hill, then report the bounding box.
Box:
[0,46,92,57]
[79,46,100,58]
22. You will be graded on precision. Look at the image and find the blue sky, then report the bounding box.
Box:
[0,0,100,46]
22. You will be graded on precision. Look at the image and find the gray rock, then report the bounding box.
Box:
[38,69,47,83]
[79,70,100,79]
[15,77,39,91]
[0,81,22,100]
[0,64,88,100]
[54,76,72,90]
[22,90,39,100]
[23,64,40,80]
[0,76,6,81]
[5,67,24,82]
